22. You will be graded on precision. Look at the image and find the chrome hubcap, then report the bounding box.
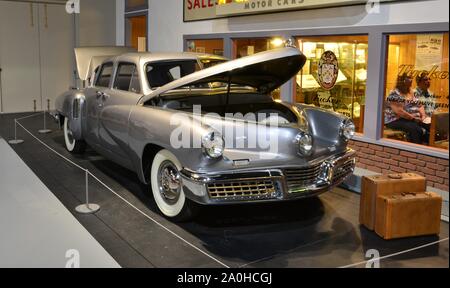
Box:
[157,161,181,205]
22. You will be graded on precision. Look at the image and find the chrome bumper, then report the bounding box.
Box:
[180,149,356,205]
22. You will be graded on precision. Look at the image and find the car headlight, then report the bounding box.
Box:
[201,130,225,159]
[341,119,355,140]
[295,132,313,156]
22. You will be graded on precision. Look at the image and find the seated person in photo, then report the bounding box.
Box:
[414,73,437,119]
[384,74,429,144]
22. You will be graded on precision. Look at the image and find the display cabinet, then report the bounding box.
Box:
[295,36,368,133]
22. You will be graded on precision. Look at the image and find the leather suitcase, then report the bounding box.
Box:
[375,192,442,239]
[359,173,426,230]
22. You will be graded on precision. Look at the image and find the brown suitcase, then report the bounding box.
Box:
[359,173,426,230]
[375,192,442,239]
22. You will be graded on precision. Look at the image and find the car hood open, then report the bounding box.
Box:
[139,47,306,103]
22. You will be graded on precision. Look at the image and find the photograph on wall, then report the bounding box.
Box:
[415,34,444,70]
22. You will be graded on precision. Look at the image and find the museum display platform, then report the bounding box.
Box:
[0,113,448,268]
[0,135,119,268]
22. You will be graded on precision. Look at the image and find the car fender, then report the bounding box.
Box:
[55,90,85,140]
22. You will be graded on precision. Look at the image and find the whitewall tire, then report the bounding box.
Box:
[63,117,86,154]
[150,149,196,221]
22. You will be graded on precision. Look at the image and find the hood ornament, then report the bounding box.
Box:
[284,37,296,48]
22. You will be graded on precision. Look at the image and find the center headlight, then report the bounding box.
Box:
[295,132,313,156]
[341,119,355,140]
[201,130,225,159]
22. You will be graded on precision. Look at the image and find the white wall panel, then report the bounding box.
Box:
[0,1,41,113]
[116,0,125,46]
[79,0,116,46]
[0,0,117,112]
[39,4,75,111]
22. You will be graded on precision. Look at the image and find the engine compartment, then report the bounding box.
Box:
[145,90,298,123]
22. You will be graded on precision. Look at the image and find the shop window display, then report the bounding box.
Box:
[383,33,449,150]
[186,39,224,56]
[294,36,368,133]
[233,37,285,99]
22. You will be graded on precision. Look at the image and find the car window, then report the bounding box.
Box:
[169,66,181,79]
[200,58,227,69]
[113,63,141,93]
[146,60,201,89]
[95,63,113,88]
[88,66,99,87]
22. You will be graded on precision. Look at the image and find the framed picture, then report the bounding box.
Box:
[187,41,195,52]
[195,47,205,53]
[213,49,224,56]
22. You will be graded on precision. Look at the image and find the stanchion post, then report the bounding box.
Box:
[8,119,24,145]
[38,100,51,134]
[75,169,100,214]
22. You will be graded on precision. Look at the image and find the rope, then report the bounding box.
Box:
[339,237,449,268]
[14,119,230,268]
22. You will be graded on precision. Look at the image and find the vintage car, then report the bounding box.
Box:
[56,46,356,221]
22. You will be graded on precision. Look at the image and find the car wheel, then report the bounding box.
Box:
[63,117,86,153]
[150,149,196,222]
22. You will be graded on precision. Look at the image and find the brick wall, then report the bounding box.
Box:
[349,140,449,192]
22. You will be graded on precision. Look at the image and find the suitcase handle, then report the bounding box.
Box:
[401,192,417,197]
[388,174,403,179]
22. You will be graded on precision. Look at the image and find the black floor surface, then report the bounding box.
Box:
[0,112,448,268]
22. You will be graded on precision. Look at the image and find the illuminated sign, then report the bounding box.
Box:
[184,0,219,22]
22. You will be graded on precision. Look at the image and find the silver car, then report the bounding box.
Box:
[56,46,356,221]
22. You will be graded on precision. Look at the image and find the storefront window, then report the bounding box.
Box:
[383,33,449,150]
[125,0,148,52]
[294,35,368,133]
[233,37,284,99]
[232,37,284,58]
[186,39,224,56]
[125,0,147,12]
[125,15,147,52]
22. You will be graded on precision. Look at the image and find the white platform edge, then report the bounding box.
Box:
[0,138,120,268]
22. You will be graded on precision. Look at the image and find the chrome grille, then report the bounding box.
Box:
[332,159,355,183]
[284,163,322,191]
[207,179,276,199]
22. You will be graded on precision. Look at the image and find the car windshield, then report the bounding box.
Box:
[146,60,201,89]
[200,58,227,69]
[161,82,256,95]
